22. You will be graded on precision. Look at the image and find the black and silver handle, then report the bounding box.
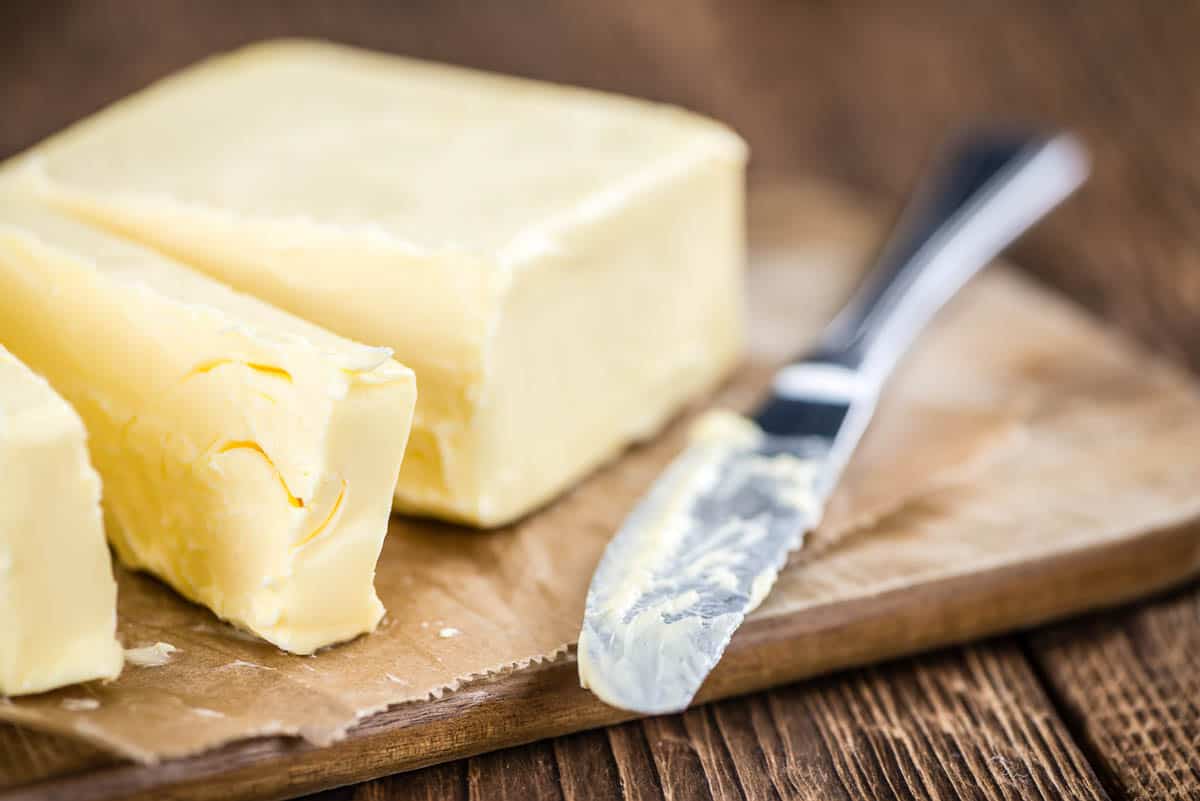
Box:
[755,131,1088,441]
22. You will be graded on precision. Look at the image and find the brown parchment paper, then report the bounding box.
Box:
[4,182,1200,764]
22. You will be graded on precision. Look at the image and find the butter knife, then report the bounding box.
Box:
[577,132,1089,714]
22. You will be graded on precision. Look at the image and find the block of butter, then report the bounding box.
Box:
[0,191,416,654]
[0,346,123,695]
[17,40,748,526]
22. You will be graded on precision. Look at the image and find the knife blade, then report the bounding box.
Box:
[577,131,1089,714]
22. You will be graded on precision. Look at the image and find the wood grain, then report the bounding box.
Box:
[749,643,1108,801]
[4,2,1200,800]
[1028,588,1200,801]
[340,762,467,801]
[318,643,1110,801]
[466,743,564,801]
[552,731,625,801]
[0,725,107,790]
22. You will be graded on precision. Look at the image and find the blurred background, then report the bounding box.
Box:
[3,1,1198,363]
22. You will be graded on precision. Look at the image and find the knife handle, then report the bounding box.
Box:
[815,132,1087,375]
[757,132,1088,437]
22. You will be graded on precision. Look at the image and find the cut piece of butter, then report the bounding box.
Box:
[16,39,748,526]
[0,346,123,695]
[0,192,416,654]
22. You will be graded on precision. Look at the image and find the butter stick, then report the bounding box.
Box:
[0,193,416,654]
[0,346,123,695]
[18,39,748,526]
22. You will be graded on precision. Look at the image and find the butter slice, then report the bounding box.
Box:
[18,39,748,526]
[0,346,123,695]
[0,193,416,654]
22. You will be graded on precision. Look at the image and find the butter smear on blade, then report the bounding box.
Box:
[0,346,123,695]
[0,192,416,654]
[18,39,748,526]
[578,411,822,713]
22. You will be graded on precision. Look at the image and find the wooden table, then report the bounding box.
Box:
[3,3,1198,799]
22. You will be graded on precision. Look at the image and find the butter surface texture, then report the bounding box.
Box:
[0,346,123,695]
[0,194,416,653]
[20,40,748,526]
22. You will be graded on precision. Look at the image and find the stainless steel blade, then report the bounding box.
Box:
[577,414,828,714]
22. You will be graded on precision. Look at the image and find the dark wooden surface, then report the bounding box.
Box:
[2,2,1198,799]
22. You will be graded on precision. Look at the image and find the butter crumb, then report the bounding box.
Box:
[124,641,178,667]
[438,627,461,639]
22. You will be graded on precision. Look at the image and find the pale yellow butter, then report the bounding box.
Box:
[0,346,123,695]
[17,39,748,526]
[0,194,416,654]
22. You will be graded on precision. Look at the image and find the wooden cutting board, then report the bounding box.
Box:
[3,180,1200,801]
